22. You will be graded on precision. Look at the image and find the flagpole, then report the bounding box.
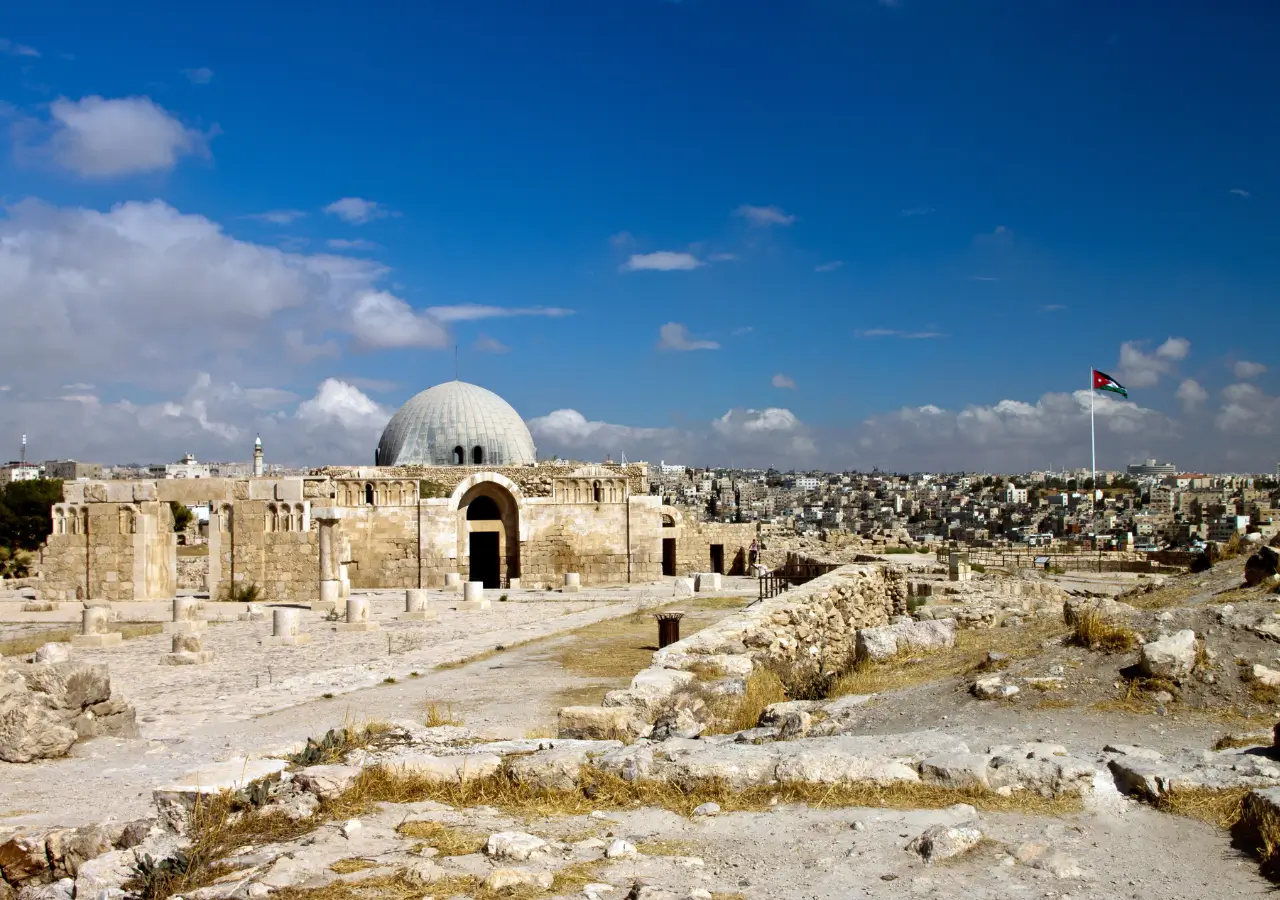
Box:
[1090,368,1096,533]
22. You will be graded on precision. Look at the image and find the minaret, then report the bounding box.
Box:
[253,434,264,477]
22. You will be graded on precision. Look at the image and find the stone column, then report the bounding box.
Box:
[313,511,342,611]
[563,573,581,593]
[338,595,378,632]
[399,588,436,622]
[72,607,122,648]
[266,607,311,645]
[165,597,206,635]
[163,632,214,665]
[443,572,461,593]
[458,581,489,610]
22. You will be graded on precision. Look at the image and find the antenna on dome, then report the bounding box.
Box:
[454,344,459,382]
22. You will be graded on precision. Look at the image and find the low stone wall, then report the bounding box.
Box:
[595,564,905,719]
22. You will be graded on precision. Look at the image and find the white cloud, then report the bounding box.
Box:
[734,204,797,227]
[772,373,797,390]
[1215,383,1280,437]
[247,209,306,225]
[474,335,510,354]
[1233,360,1267,380]
[815,261,843,272]
[620,251,703,272]
[426,304,574,322]
[44,95,211,177]
[0,198,391,390]
[1176,379,1208,414]
[295,378,390,436]
[608,231,636,249]
[324,197,392,224]
[0,38,39,57]
[182,67,214,85]
[657,322,719,351]
[0,374,392,466]
[348,292,449,349]
[1116,336,1190,388]
[327,238,380,251]
[856,328,946,339]
[855,389,1176,472]
[528,404,815,467]
[1229,188,1251,198]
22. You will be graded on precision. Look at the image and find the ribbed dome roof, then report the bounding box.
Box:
[375,381,537,467]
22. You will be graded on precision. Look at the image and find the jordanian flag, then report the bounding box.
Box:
[1092,369,1128,398]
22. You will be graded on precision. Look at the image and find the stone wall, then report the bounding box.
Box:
[42,501,175,603]
[341,504,419,589]
[314,461,650,499]
[176,554,208,591]
[597,564,905,719]
[675,521,757,576]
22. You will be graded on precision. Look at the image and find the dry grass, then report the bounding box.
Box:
[827,618,1068,698]
[395,819,487,855]
[1212,732,1272,751]
[1067,609,1139,653]
[332,762,1082,820]
[551,682,615,708]
[1157,786,1251,830]
[271,859,608,900]
[1249,682,1280,705]
[126,790,317,899]
[433,638,538,671]
[1033,698,1077,711]
[0,622,163,657]
[702,669,787,735]
[635,838,699,856]
[1242,790,1280,877]
[329,858,379,874]
[423,701,462,727]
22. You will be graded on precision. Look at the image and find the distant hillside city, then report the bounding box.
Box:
[3,450,1277,555]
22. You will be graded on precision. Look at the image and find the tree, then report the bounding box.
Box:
[0,479,63,553]
[170,501,194,533]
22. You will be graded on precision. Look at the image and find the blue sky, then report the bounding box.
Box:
[0,0,1277,471]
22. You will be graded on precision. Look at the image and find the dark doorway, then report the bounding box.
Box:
[662,538,676,576]
[710,544,725,575]
[469,531,500,588]
[466,496,500,520]
[472,445,484,465]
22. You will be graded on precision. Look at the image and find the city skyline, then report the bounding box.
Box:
[0,1,1277,472]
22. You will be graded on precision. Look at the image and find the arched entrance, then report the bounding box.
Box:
[661,513,677,576]
[458,481,520,589]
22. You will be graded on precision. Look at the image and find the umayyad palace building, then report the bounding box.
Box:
[40,382,756,603]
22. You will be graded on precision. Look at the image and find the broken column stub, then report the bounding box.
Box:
[443,572,462,593]
[71,607,122,649]
[399,588,437,622]
[337,596,378,632]
[265,607,312,646]
[162,633,214,666]
[458,581,490,611]
[164,597,206,635]
[563,572,582,593]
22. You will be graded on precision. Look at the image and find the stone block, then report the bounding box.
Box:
[673,578,695,597]
[336,621,380,632]
[386,752,502,782]
[558,705,651,740]
[455,598,491,611]
[263,633,313,646]
[694,573,722,592]
[154,757,290,818]
[161,651,215,666]
[507,577,521,590]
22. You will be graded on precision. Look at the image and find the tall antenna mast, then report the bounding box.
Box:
[454,344,459,381]
[20,434,26,466]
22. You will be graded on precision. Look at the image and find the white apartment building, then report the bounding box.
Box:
[1207,514,1250,543]
[0,463,42,485]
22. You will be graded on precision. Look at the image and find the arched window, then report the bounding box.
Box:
[472,445,484,465]
[593,481,602,503]
[365,483,375,505]
[453,446,465,465]
[266,503,277,532]
[466,495,501,520]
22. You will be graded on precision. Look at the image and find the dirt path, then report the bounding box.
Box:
[0,591,751,834]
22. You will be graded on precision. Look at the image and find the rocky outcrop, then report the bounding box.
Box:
[855,619,956,663]
[0,660,138,763]
[1245,547,1280,587]
[1138,630,1198,681]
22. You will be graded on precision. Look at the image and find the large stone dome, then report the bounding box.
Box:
[375,381,537,467]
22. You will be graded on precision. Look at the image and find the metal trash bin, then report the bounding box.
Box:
[656,611,685,648]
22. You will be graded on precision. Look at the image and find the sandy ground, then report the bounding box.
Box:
[0,581,755,833]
